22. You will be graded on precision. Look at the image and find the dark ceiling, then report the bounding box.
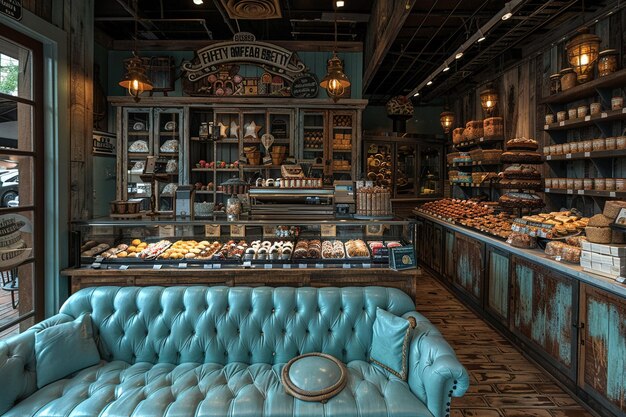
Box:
[95,0,616,104]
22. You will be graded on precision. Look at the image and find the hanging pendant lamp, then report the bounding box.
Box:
[320,6,350,101]
[118,0,153,102]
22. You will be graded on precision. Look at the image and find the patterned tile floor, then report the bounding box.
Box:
[415,273,596,417]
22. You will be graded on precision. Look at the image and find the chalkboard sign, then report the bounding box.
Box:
[0,0,21,20]
[291,74,319,98]
[389,246,417,271]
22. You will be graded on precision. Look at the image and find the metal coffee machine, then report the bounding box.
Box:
[333,180,355,217]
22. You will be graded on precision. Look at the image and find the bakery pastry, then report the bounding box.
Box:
[129,140,149,153]
[499,164,541,179]
[501,151,543,164]
[506,137,539,151]
[499,192,545,209]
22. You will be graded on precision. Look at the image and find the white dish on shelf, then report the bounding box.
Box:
[164,121,177,131]
[132,122,145,131]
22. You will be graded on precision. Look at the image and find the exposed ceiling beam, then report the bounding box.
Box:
[111,39,363,52]
[363,0,417,91]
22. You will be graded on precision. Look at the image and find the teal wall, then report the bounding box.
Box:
[108,49,363,99]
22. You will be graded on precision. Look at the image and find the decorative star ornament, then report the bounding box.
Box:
[230,121,240,139]
[217,122,229,138]
[244,121,262,140]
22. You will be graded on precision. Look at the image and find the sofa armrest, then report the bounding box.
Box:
[403,312,469,417]
[0,314,74,414]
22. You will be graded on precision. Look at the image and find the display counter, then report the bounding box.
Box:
[414,210,626,417]
[63,217,418,297]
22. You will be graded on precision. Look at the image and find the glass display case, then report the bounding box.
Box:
[70,217,415,270]
[363,133,444,198]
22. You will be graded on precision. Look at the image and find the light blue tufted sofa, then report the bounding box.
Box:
[0,286,469,417]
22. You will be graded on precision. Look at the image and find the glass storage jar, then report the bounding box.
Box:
[549,73,561,95]
[583,178,594,190]
[226,196,242,221]
[598,49,618,77]
[560,68,577,91]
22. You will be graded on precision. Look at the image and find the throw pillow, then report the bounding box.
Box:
[35,313,100,388]
[370,307,416,379]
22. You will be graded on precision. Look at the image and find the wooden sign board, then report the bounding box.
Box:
[158,225,175,238]
[92,132,116,156]
[389,246,416,271]
[0,0,21,20]
[263,225,275,237]
[230,224,246,237]
[321,224,336,237]
[205,224,221,237]
[365,224,385,236]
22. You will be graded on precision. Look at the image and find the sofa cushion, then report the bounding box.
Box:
[5,360,434,417]
[282,352,347,401]
[34,314,100,388]
[370,308,416,379]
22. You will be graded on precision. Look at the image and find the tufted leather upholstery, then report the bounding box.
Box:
[0,286,469,417]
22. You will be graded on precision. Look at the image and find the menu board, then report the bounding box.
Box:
[0,0,22,20]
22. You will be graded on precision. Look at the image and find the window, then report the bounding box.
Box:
[0,24,44,338]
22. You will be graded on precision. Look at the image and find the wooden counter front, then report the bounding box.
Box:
[62,267,419,299]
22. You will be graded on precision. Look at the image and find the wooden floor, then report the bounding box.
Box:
[0,287,18,338]
[416,272,596,417]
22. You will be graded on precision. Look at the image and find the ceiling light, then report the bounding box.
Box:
[455,52,463,59]
[413,92,420,97]
[477,31,486,43]
[426,80,433,86]
[443,66,450,72]
[193,0,203,4]
[336,0,345,7]
[501,3,513,20]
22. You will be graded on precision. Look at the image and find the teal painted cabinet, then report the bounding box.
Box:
[511,256,578,380]
[453,233,484,305]
[580,284,626,416]
[415,218,426,265]
[443,228,455,282]
[431,223,443,274]
[485,246,510,325]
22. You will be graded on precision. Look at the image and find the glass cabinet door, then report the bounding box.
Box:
[418,143,442,196]
[301,111,327,179]
[396,143,417,197]
[364,141,393,188]
[124,108,152,211]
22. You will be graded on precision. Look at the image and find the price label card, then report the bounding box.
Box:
[617,276,626,283]
[555,256,562,262]
[298,264,307,269]
[213,264,221,269]
[585,116,591,121]
[243,261,252,268]
[546,155,552,160]
[230,225,246,237]
[577,190,585,195]
[205,224,220,238]
[315,263,324,269]
[601,112,608,118]
[203,264,213,269]
[119,265,129,270]
[321,225,336,237]
[559,121,565,126]
[566,153,572,159]
[610,191,617,197]
[91,262,101,269]
[545,188,551,192]
[584,152,591,157]
[178,263,187,269]
[544,124,549,130]
[159,225,175,238]
[153,264,162,270]
[567,189,573,194]
[264,264,273,269]
[362,263,372,269]
[283,264,291,269]
[342,263,352,269]
[95,256,104,263]
[623,108,626,114]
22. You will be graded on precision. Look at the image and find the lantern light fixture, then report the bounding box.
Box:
[566,27,601,84]
[320,4,351,101]
[480,87,499,115]
[443,65,450,72]
[455,51,464,59]
[426,80,433,86]
[413,92,420,97]
[440,111,455,134]
[118,0,153,102]
[501,3,513,20]
[477,30,486,43]
[336,0,345,7]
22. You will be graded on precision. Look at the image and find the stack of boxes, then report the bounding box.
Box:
[581,241,626,283]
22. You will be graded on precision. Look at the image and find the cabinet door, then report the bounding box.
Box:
[423,221,434,268]
[431,223,443,273]
[417,142,443,197]
[122,107,153,210]
[395,143,417,197]
[301,110,327,179]
[486,246,510,325]
[414,217,425,264]
[443,228,455,281]
[453,233,484,304]
[329,110,356,180]
[511,256,577,379]
[579,284,626,416]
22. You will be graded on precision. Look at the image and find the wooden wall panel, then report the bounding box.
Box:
[454,233,484,304]
[487,248,510,323]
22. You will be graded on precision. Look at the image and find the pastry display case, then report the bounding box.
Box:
[363,133,444,198]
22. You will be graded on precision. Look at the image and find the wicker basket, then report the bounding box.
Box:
[469,149,483,161]
[482,149,503,164]
[447,152,459,165]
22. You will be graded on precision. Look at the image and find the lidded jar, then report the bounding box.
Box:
[560,68,577,91]
[598,49,618,77]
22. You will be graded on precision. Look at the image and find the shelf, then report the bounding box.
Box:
[241,164,283,170]
[159,132,179,136]
[219,138,240,143]
[544,108,626,131]
[333,126,353,130]
[128,131,149,136]
[128,152,150,158]
[447,161,502,168]
[191,168,213,172]
[450,182,492,188]
[333,169,352,173]
[544,148,626,161]
[303,148,323,152]
[158,152,178,157]
[303,126,324,129]
[332,149,352,153]
[454,137,504,151]
[540,68,626,105]
[195,190,215,194]
[544,188,626,198]
[216,168,239,172]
